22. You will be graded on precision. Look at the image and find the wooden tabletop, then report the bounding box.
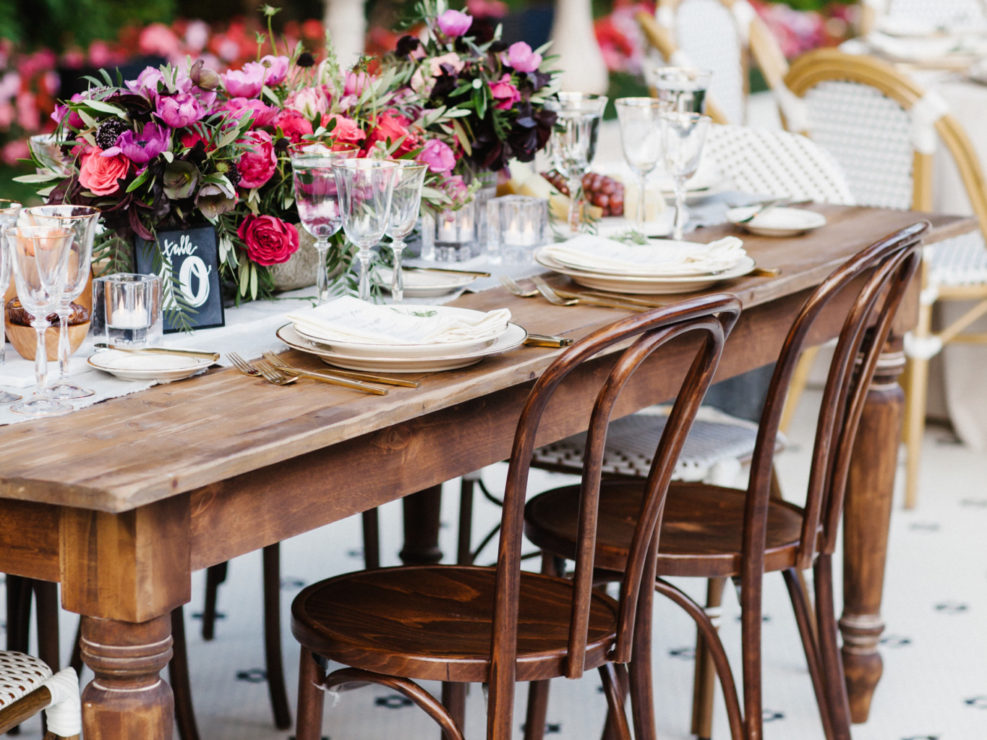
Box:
[0,205,973,514]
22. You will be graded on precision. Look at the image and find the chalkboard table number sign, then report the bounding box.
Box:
[135,226,225,332]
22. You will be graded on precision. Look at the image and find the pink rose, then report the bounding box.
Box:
[237,215,299,266]
[79,147,129,195]
[488,74,520,110]
[418,139,455,174]
[367,111,418,156]
[274,109,314,144]
[222,61,265,98]
[504,42,542,74]
[437,9,472,38]
[260,55,290,86]
[410,52,465,96]
[237,130,277,189]
[221,97,278,128]
[324,114,365,148]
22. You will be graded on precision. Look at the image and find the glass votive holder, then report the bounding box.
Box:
[486,195,548,264]
[421,202,477,262]
[92,273,163,347]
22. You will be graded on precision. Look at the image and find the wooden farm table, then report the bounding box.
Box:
[0,206,974,737]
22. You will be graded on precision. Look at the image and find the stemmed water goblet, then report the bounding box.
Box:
[6,224,74,417]
[0,200,23,403]
[21,205,99,399]
[660,111,712,241]
[384,161,428,303]
[333,159,397,302]
[646,66,712,115]
[545,92,608,234]
[291,152,348,305]
[615,97,664,235]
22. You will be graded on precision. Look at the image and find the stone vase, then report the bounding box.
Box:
[268,228,345,292]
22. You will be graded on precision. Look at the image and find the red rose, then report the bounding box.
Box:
[322,114,365,149]
[274,109,314,145]
[78,147,129,196]
[237,214,299,266]
[237,130,277,189]
[367,110,419,156]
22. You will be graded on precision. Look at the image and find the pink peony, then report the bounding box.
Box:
[260,55,290,86]
[104,121,169,165]
[237,130,277,189]
[274,109,314,144]
[437,9,473,38]
[156,92,206,128]
[139,23,182,60]
[285,85,330,119]
[126,67,165,102]
[222,62,265,98]
[79,147,129,195]
[418,139,456,174]
[237,215,299,266]
[488,74,521,110]
[324,114,365,148]
[504,41,543,74]
[344,70,370,97]
[220,97,278,128]
[367,111,418,156]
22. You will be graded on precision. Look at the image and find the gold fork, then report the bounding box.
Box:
[255,357,387,395]
[228,352,297,385]
[531,275,651,312]
[530,275,578,306]
[263,352,419,388]
[498,274,538,297]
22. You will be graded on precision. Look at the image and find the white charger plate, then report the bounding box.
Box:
[374,267,476,297]
[542,239,748,277]
[727,207,827,237]
[88,349,213,382]
[534,249,755,295]
[277,323,527,373]
[292,304,508,359]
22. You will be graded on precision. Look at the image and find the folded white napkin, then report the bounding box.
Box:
[287,296,511,346]
[543,234,747,276]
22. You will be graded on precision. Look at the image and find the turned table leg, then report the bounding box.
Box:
[80,614,175,738]
[400,485,444,565]
[840,343,903,722]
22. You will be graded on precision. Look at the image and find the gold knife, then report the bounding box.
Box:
[272,365,388,395]
[570,291,667,309]
[94,343,220,362]
[550,289,651,312]
[262,352,419,388]
[524,333,574,348]
[404,266,492,278]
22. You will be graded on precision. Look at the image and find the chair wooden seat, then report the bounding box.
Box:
[525,481,807,579]
[292,565,619,683]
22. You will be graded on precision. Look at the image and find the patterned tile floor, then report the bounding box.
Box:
[2,385,986,739]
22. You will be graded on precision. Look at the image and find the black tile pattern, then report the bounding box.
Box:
[235,668,268,683]
[374,694,413,709]
[933,601,970,614]
[668,646,696,660]
[964,696,987,709]
[281,576,305,590]
[762,709,785,722]
[879,634,913,648]
[191,611,226,622]
[908,522,941,532]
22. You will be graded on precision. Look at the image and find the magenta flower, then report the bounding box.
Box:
[488,74,521,110]
[125,67,165,102]
[156,92,206,128]
[418,139,456,174]
[260,55,290,86]
[437,9,472,38]
[222,61,265,98]
[103,121,170,166]
[220,97,278,128]
[504,42,543,74]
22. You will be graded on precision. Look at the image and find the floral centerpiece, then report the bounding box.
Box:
[22,3,558,303]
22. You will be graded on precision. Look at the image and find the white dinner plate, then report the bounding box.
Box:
[292,304,509,359]
[534,249,755,295]
[374,267,476,297]
[276,323,527,373]
[87,349,214,382]
[727,207,827,237]
[542,238,747,277]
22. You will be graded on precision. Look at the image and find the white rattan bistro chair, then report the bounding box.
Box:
[0,653,79,738]
[783,48,987,509]
[637,0,791,125]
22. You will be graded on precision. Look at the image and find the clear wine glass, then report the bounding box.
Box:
[615,97,664,235]
[384,161,428,303]
[647,66,712,115]
[545,92,608,234]
[333,159,398,302]
[21,205,100,399]
[0,200,23,403]
[6,224,74,417]
[660,111,712,241]
[291,152,347,304]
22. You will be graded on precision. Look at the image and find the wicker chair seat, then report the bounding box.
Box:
[0,651,52,710]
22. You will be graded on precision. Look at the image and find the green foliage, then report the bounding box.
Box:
[0,0,175,49]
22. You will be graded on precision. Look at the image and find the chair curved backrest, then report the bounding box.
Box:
[783,48,987,238]
[706,124,855,204]
[488,293,741,732]
[638,0,790,125]
[861,0,987,34]
[744,222,924,579]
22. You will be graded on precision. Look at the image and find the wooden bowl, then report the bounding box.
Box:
[5,319,90,361]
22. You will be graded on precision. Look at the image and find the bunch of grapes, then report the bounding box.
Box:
[543,171,625,217]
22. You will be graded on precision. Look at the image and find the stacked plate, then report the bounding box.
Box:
[279,298,526,373]
[535,235,755,295]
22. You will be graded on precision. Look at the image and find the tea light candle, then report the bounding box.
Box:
[108,306,148,329]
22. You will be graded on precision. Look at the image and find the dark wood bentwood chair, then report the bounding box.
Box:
[290,294,742,739]
[523,222,926,740]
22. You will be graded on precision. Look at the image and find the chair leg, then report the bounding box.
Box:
[262,543,292,730]
[5,575,32,654]
[783,568,834,740]
[201,561,228,641]
[441,683,467,740]
[628,577,657,740]
[33,581,60,672]
[902,351,931,510]
[361,509,381,569]
[690,577,726,740]
[813,555,852,740]
[169,607,201,740]
[457,477,476,565]
[599,664,632,740]
[295,650,327,740]
[524,680,551,740]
